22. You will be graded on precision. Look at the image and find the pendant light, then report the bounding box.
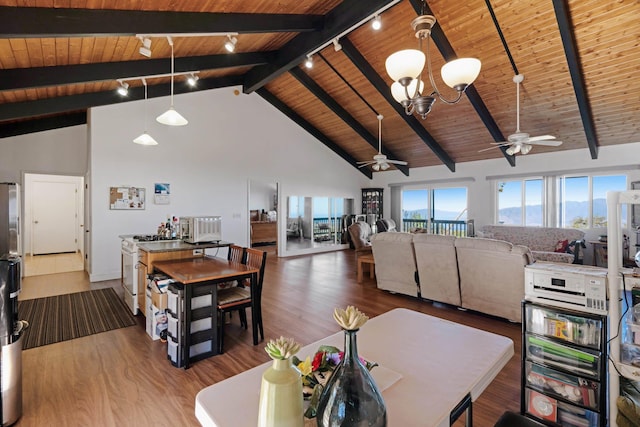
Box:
[156,37,188,126]
[133,79,158,145]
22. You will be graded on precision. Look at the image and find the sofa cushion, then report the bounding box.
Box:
[413,234,461,306]
[370,232,419,297]
[454,237,531,322]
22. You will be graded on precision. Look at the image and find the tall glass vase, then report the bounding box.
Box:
[258,357,304,427]
[315,329,387,427]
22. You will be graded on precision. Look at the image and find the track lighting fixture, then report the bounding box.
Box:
[187,73,199,87]
[332,38,342,52]
[304,55,314,69]
[224,35,237,53]
[138,37,152,58]
[372,15,382,30]
[117,81,129,96]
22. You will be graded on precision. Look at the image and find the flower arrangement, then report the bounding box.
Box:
[264,336,301,360]
[292,306,377,418]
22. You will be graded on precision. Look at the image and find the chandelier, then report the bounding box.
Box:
[385,7,481,119]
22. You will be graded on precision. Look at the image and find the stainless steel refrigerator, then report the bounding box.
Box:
[0,183,20,257]
[0,182,26,426]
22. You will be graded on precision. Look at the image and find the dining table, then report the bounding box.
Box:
[153,255,259,368]
[195,307,514,426]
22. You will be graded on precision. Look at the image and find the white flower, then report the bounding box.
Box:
[265,336,301,360]
[333,306,368,331]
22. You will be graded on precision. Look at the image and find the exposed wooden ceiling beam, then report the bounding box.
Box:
[289,67,410,176]
[0,112,87,138]
[0,75,243,121]
[415,0,515,167]
[339,38,456,173]
[256,87,373,179]
[0,7,323,38]
[552,0,598,159]
[0,52,274,91]
[243,0,399,94]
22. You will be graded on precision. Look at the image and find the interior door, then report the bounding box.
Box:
[32,180,78,255]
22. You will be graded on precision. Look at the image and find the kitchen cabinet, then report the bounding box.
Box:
[521,301,607,426]
[250,221,277,245]
[137,248,206,317]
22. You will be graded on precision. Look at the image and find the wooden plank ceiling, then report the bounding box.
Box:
[0,0,638,177]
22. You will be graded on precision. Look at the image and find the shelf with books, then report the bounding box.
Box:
[522,301,607,426]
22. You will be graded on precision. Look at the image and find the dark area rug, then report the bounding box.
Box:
[18,287,137,350]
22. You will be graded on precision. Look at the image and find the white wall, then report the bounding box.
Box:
[0,125,87,183]
[88,86,369,281]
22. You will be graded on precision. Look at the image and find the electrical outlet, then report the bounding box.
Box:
[232,212,241,219]
[193,249,203,255]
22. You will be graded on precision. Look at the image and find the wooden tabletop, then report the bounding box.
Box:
[153,256,258,284]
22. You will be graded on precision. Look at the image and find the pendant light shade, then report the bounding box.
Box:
[156,107,188,126]
[157,37,188,126]
[134,79,158,145]
[133,132,158,146]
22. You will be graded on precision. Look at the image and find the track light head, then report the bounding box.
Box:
[372,15,382,30]
[138,37,152,57]
[187,73,199,87]
[116,81,129,96]
[333,38,342,52]
[304,55,313,69]
[224,35,237,52]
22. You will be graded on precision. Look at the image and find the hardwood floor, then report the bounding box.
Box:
[16,249,521,427]
[21,252,84,277]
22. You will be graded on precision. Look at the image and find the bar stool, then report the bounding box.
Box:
[494,412,546,427]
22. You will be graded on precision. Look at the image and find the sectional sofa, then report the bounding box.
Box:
[370,232,534,322]
[478,225,585,264]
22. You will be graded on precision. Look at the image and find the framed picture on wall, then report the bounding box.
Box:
[109,186,145,210]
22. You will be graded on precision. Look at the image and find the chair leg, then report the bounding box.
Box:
[239,309,248,329]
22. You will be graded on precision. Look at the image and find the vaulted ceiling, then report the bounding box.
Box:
[1,0,639,179]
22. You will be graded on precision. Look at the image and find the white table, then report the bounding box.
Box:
[195,308,514,427]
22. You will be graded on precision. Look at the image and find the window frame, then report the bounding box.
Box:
[494,177,546,226]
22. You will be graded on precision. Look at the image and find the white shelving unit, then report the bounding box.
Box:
[606,190,640,427]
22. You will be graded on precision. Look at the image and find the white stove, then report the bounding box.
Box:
[121,237,139,315]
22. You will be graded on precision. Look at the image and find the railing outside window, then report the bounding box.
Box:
[401,219,474,237]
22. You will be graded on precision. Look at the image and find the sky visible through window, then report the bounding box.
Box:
[402,188,467,219]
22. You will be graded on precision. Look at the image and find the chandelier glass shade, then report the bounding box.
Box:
[385,13,481,119]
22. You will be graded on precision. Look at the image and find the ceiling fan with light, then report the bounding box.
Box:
[480,74,562,155]
[358,114,408,171]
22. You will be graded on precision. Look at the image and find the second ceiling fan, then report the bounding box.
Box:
[358,114,408,171]
[480,74,563,155]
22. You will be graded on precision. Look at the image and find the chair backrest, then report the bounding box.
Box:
[348,221,372,251]
[244,247,267,290]
[376,218,397,232]
[227,244,245,263]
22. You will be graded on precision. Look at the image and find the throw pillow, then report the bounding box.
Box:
[554,239,569,253]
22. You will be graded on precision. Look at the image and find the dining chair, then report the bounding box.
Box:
[217,245,246,290]
[216,247,267,353]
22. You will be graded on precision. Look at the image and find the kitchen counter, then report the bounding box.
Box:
[136,240,231,253]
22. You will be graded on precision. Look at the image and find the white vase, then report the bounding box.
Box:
[258,358,304,427]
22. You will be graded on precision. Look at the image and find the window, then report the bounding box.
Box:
[401,186,468,233]
[497,178,544,226]
[558,174,627,228]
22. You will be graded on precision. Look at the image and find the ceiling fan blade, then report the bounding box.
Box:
[478,145,508,153]
[529,139,563,146]
[490,141,510,145]
[386,159,408,165]
[358,162,376,168]
[526,135,555,142]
